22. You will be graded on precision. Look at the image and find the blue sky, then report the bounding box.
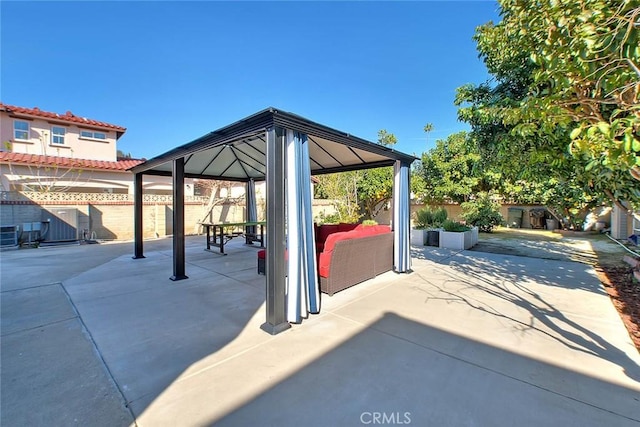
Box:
[1,1,499,160]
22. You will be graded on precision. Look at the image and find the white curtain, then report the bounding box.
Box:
[246,179,257,237]
[393,160,411,273]
[285,130,320,323]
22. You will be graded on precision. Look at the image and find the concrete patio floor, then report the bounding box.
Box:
[1,236,639,426]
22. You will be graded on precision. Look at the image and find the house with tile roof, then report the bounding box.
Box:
[0,103,209,242]
[0,103,193,195]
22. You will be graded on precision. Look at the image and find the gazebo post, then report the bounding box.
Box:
[170,157,188,281]
[261,126,290,334]
[133,172,145,259]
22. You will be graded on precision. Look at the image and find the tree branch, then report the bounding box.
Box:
[604,188,632,213]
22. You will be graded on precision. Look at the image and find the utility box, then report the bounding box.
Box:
[507,208,524,228]
[41,208,78,241]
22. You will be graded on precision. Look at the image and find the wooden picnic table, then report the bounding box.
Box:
[199,221,266,254]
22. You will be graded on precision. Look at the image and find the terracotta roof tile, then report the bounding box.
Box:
[0,151,144,171]
[0,102,126,132]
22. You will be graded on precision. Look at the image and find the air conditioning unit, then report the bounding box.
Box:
[0,225,18,247]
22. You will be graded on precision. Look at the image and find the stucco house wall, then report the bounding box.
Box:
[1,105,122,161]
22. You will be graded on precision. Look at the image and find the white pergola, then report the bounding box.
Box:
[129,107,416,334]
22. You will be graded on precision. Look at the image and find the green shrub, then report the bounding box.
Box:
[432,207,448,226]
[442,219,471,232]
[361,219,378,226]
[415,206,448,229]
[461,194,504,232]
[414,208,434,229]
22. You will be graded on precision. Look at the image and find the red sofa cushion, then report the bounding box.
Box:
[323,229,363,253]
[318,225,392,278]
[318,252,331,277]
[355,224,391,233]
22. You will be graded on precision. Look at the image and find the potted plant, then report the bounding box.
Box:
[411,208,433,245]
[439,219,478,250]
[426,207,448,246]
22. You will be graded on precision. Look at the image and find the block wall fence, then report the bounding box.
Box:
[375,203,615,232]
[1,192,623,242]
[0,192,338,241]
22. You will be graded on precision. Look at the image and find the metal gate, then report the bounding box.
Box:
[41,207,78,241]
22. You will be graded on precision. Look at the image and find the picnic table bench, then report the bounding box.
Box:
[200,221,265,254]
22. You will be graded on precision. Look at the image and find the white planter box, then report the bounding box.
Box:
[411,229,426,246]
[439,227,478,250]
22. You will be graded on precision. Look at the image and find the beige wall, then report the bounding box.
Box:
[395,203,613,230]
[1,114,118,161]
[2,195,626,243]
[1,194,340,241]
[1,201,237,241]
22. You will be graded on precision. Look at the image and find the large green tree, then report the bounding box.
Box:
[357,130,397,219]
[419,132,487,203]
[457,0,639,211]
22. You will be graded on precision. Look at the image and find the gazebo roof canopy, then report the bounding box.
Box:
[130,107,417,181]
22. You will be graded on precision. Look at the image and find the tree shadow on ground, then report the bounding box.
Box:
[410,246,640,383]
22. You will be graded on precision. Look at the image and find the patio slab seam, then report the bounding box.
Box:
[0,281,71,294]
[58,281,137,424]
[166,336,279,385]
[199,265,261,287]
[0,316,79,338]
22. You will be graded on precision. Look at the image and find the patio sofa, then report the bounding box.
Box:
[315,222,358,253]
[257,223,394,296]
[318,225,393,296]
[257,223,356,275]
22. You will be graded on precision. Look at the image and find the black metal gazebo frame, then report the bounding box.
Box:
[129,107,416,334]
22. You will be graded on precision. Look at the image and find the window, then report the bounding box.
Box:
[51,126,66,145]
[14,121,29,140]
[80,130,107,140]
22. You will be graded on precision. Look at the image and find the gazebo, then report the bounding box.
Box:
[129,108,416,334]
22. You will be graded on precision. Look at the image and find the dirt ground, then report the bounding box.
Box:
[470,227,640,351]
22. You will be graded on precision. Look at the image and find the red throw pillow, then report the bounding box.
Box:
[317,224,339,243]
[338,222,358,233]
